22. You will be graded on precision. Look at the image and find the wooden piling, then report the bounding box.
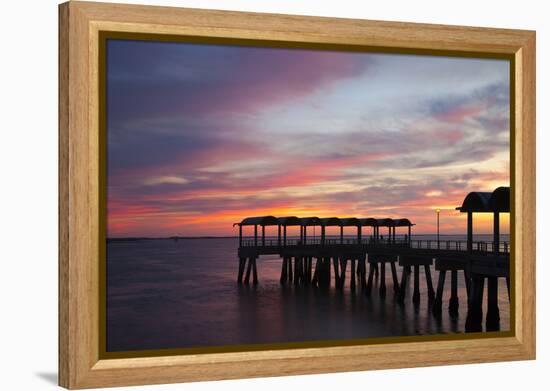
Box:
[294,256,301,286]
[360,257,367,290]
[312,258,319,286]
[327,257,331,288]
[350,259,356,291]
[379,261,386,298]
[319,258,330,290]
[333,257,340,289]
[397,264,409,304]
[449,270,459,317]
[244,257,253,285]
[237,257,245,284]
[390,261,399,293]
[318,258,324,288]
[465,275,484,332]
[252,258,258,285]
[288,257,293,283]
[432,270,446,315]
[340,258,347,290]
[366,262,375,296]
[280,257,287,284]
[486,276,500,331]
[424,265,435,303]
[464,269,471,297]
[412,265,420,305]
[301,257,307,285]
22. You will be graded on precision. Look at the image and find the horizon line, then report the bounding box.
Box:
[107,232,510,240]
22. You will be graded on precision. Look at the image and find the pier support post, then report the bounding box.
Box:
[464,269,471,298]
[327,258,331,288]
[239,225,242,247]
[312,258,319,286]
[350,259,356,291]
[252,258,258,285]
[465,275,484,332]
[237,257,245,284]
[288,257,293,283]
[366,262,375,296]
[318,258,324,289]
[412,265,420,305]
[280,257,288,284]
[432,270,446,316]
[360,257,367,290]
[379,262,386,298]
[391,261,399,293]
[319,258,330,291]
[424,265,435,303]
[340,258,347,289]
[397,264,410,304]
[449,270,459,317]
[294,256,301,286]
[244,257,253,285]
[403,265,411,284]
[486,277,500,331]
[333,257,340,289]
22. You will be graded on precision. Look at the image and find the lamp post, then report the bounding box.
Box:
[436,208,441,249]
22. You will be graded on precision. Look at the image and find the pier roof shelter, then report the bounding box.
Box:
[456,192,492,213]
[300,217,322,226]
[374,218,395,242]
[456,187,509,253]
[359,218,378,226]
[277,216,301,246]
[456,191,492,252]
[299,217,322,243]
[394,218,414,227]
[357,218,378,241]
[318,218,341,245]
[489,187,510,213]
[393,218,415,243]
[237,216,279,226]
[235,215,279,246]
[339,217,362,243]
[488,187,510,253]
[340,217,361,226]
[319,217,342,226]
[376,218,395,226]
[277,216,301,226]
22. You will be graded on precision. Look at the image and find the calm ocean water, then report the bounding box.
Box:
[106,234,510,352]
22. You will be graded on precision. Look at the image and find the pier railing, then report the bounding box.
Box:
[240,238,510,254]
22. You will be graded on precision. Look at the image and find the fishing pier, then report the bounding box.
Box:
[234,187,511,332]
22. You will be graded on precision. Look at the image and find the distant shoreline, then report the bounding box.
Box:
[107,236,237,242]
[107,233,509,242]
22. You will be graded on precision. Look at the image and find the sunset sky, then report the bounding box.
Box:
[106,39,510,237]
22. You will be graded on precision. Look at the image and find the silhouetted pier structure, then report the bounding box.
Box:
[234,187,510,332]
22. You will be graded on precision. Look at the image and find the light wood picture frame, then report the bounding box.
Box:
[59,1,536,389]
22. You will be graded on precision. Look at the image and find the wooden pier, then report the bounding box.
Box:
[234,187,510,332]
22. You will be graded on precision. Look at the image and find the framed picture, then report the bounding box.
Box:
[59,1,536,389]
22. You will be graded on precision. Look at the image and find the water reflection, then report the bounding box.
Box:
[107,238,509,352]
